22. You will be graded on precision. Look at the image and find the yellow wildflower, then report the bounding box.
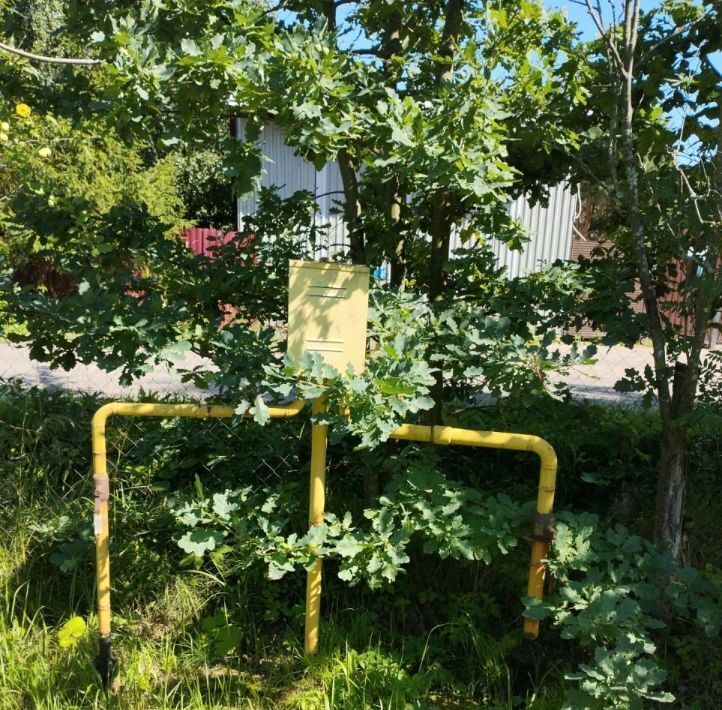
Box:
[58,616,86,649]
[38,146,52,158]
[15,103,31,118]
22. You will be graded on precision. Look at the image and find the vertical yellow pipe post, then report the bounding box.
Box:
[91,404,117,686]
[304,397,328,655]
[523,445,557,639]
[92,410,111,638]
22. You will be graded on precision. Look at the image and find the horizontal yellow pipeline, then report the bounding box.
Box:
[91,400,304,433]
[388,424,557,639]
[91,400,303,643]
[388,424,557,473]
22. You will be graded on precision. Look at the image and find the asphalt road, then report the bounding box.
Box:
[0,343,212,399]
[0,342,663,403]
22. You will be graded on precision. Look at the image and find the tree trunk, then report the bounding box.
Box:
[425,0,464,423]
[428,194,451,300]
[384,7,405,287]
[428,0,463,300]
[388,181,406,288]
[617,1,684,560]
[434,0,464,84]
[389,231,406,288]
[654,424,686,560]
[322,0,336,32]
[338,148,366,264]
[428,194,451,422]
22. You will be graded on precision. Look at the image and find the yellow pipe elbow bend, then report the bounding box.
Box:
[387,423,558,640]
[90,399,306,643]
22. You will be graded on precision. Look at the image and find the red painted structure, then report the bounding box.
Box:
[180,227,257,328]
[181,227,238,257]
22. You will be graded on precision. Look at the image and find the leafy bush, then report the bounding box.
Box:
[2,383,721,707]
[526,513,721,708]
[171,449,527,587]
[167,436,722,707]
[171,144,236,230]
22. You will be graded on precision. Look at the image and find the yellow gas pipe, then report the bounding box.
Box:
[386,424,558,639]
[91,401,556,684]
[303,397,328,655]
[90,400,303,685]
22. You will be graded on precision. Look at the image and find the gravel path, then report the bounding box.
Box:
[548,343,656,403]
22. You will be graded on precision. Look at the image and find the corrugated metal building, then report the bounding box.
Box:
[235,119,578,277]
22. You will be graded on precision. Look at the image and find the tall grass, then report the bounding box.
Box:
[2,383,553,708]
[5,383,717,707]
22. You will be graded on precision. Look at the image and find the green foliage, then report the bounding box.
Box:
[0,0,105,118]
[525,512,721,708]
[310,648,440,709]
[695,350,722,406]
[1,383,722,707]
[30,515,94,573]
[255,282,596,448]
[2,1,594,425]
[171,143,236,230]
[59,0,587,277]
[57,616,87,649]
[168,445,527,588]
[3,110,184,244]
[198,611,242,657]
[2,185,312,382]
[0,104,187,353]
[168,436,722,707]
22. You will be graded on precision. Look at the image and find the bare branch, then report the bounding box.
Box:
[314,190,345,200]
[583,0,625,71]
[350,47,383,56]
[0,40,102,66]
[617,0,672,420]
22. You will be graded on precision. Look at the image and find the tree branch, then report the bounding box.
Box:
[581,0,625,72]
[617,0,673,421]
[638,16,705,68]
[434,0,464,84]
[350,47,383,56]
[0,41,102,66]
[337,148,365,263]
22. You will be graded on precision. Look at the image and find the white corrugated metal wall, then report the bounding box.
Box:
[236,119,576,277]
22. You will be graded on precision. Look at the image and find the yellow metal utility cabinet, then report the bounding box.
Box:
[287,260,370,373]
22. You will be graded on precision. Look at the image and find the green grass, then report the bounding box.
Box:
[1,382,567,709]
[1,382,719,708]
[0,561,551,709]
